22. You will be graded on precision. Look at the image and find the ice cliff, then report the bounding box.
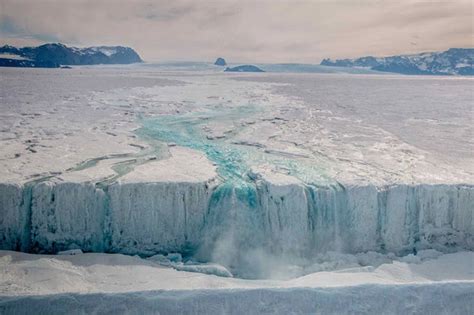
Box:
[1,177,472,277]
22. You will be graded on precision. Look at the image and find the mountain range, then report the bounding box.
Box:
[321,48,473,75]
[0,43,142,68]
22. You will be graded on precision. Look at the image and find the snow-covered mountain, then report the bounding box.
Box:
[321,48,473,75]
[0,43,143,68]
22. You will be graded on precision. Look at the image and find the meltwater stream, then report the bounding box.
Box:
[134,105,473,278]
[137,106,290,277]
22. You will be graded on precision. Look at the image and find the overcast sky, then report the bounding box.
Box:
[0,0,472,63]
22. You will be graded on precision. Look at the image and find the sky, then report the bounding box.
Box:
[0,0,472,63]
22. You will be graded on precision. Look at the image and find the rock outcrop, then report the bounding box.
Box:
[224,65,264,72]
[214,57,227,66]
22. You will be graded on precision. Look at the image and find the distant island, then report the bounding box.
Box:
[321,48,473,75]
[224,65,264,72]
[214,57,227,66]
[0,43,143,68]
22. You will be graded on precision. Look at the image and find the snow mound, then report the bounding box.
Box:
[147,253,233,277]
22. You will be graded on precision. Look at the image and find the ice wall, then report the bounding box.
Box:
[0,179,472,276]
[0,183,29,252]
[107,182,214,255]
[30,182,107,253]
[196,181,473,277]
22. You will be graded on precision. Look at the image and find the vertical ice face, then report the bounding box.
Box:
[193,179,473,277]
[0,183,29,251]
[30,181,107,253]
[108,181,215,255]
[416,185,474,250]
[0,178,472,278]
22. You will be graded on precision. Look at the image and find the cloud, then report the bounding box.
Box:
[0,0,472,63]
[0,16,61,43]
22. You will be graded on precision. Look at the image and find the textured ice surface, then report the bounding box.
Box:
[2,284,473,315]
[0,250,473,314]
[0,67,473,279]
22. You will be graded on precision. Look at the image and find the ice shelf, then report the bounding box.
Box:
[0,67,473,279]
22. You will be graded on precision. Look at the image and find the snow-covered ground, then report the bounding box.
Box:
[1,67,472,185]
[0,250,473,314]
[0,66,473,312]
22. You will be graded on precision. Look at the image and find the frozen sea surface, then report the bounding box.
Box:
[0,66,473,283]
